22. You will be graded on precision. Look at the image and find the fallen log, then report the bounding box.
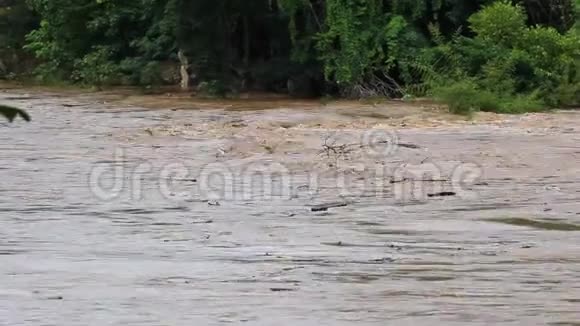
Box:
[310,202,349,212]
[389,178,448,184]
[427,191,456,198]
[397,143,421,149]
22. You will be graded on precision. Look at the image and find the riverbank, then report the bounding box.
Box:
[3,81,578,128]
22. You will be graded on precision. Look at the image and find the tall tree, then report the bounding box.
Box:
[0,0,37,76]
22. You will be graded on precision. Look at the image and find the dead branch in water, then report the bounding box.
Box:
[319,134,360,160]
[342,72,405,99]
[319,134,421,163]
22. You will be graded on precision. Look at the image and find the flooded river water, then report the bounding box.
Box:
[1,88,579,325]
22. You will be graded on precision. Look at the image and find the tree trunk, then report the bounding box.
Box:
[177,49,189,91]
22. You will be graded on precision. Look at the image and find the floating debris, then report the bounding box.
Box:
[397,143,422,149]
[270,288,296,292]
[310,202,349,212]
[485,217,580,231]
[427,191,457,198]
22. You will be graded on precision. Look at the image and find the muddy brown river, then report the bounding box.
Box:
[1,88,579,325]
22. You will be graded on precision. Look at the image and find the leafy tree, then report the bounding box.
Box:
[425,0,580,112]
[520,0,576,33]
[0,0,576,110]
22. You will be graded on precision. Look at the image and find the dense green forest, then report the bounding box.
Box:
[1,0,579,113]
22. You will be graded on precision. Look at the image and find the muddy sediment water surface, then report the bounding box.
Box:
[1,88,580,325]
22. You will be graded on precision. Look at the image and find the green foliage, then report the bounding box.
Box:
[469,0,527,46]
[316,0,424,86]
[433,81,500,114]
[0,2,35,47]
[521,0,577,33]
[574,0,580,34]
[24,1,94,79]
[498,94,545,113]
[24,0,172,84]
[139,61,164,87]
[0,105,31,122]
[315,0,383,83]
[197,80,228,98]
[0,1,37,77]
[278,0,320,63]
[433,81,545,115]
[420,1,580,113]
[72,46,120,85]
[548,82,580,107]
